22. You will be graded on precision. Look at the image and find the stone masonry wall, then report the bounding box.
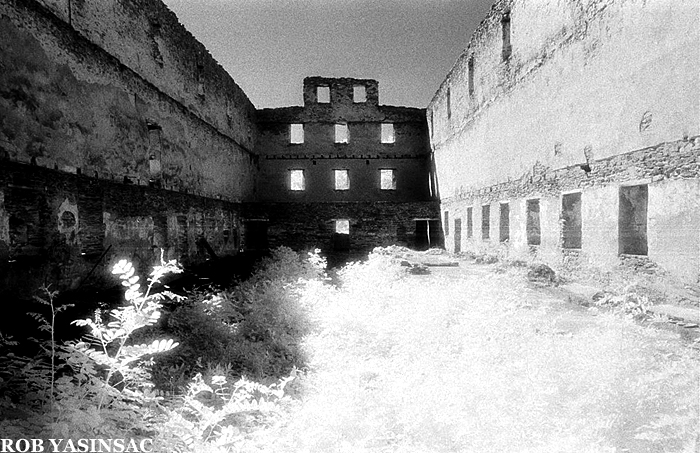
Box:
[0,0,259,297]
[0,161,243,300]
[242,201,441,262]
[1,0,257,200]
[250,77,440,257]
[254,77,434,203]
[428,0,699,282]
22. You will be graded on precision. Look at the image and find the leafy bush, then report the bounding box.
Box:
[149,247,327,391]
[0,255,183,438]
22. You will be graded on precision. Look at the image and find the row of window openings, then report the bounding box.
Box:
[290,123,394,144]
[445,186,648,256]
[315,85,367,104]
[289,169,396,191]
[442,13,510,122]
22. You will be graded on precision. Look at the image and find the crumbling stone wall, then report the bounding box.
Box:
[251,77,440,256]
[242,201,440,262]
[428,0,699,281]
[0,0,257,296]
[0,161,242,300]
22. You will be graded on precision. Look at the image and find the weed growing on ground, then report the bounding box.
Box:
[1,247,696,452]
[237,252,700,453]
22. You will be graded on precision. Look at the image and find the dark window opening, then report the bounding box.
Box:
[468,56,475,97]
[619,185,648,255]
[501,12,512,61]
[446,88,452,119]
[444,211,449,236]
[562,192,582,249]
[482,205,490,240]
[244,221,268,251]
[415,220,441,251]
[466,207,473,238]
[526,199,541,246]
[454,218,462,253]
[499,202,510,243]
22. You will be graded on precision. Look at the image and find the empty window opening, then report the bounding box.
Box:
[415,219,441,251]
[335,124,349,143]
[335,219,350,235]
[468,56,475,97]
[289,169,305,191]
[501,12,512,61]
[446,88,452,119]
[333,219,350,251]
[562,192,582,249]
[466,207,473,238]
[317,86,330,103]
[244,221,268,251]
[380,169,396,190]
[353,85,367,103]
[619,185,648,255]
[526,199,541,246]
[444,211,450,236]
[454,218,462,253]
[334,169,349,190]
[290,124,304,144]
[499,202,510,242]
[381,123,395,143]
[482,204,490,240]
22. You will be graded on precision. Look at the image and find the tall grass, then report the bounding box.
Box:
[1,248,696,452]
[249,252,699,453]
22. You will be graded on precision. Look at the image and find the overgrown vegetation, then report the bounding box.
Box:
[0,247,697,452]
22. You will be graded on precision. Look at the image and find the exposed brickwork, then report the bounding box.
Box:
[251,77,440,255]
[242,201,441,258]
[443,137,700,206]
[0,161,243,299]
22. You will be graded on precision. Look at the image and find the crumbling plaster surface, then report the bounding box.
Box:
[0,0,256,201]
[648,179,700,282]
[429,0,698,196]
[33,0,256,149]
[431,0,699,282]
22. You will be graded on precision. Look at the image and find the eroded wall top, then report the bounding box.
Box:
[33,0,257,150]
[428,0,699,195]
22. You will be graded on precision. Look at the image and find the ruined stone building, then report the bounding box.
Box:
[428,0,699,283]
[247,77,438,261]
[0,0,438,298]
[1,0,698,299]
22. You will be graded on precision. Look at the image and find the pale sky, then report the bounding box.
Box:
[163,0,495,109]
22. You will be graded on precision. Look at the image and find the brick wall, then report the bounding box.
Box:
[0,161,244,300]
[242,201,441,263]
